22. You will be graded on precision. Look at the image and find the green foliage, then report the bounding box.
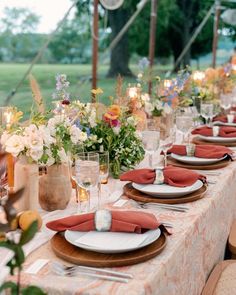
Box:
[0,220,45,294]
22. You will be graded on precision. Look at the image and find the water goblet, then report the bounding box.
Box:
[200,103,213,125]
[97,151,109,209]
[176,115,193,144]
[75,152,99,213]
[160,128,176,167]
[141,130,160,168]
[220,94,231,114]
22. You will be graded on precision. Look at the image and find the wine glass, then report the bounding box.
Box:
[97,151,109,209]
[200,103,213,125]
[141,131,160,168]
[220,94,231,113]
[75,152,99,213]
[176,115,193,144]
[160,128,176,167]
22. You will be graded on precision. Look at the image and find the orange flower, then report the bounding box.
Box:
[103,105,121,120]
[205,68,218,82]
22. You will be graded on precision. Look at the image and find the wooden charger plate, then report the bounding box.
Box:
[51,231,167,267]
[123,182,207,204]
[192,136,236,147]
[167,156,230,170]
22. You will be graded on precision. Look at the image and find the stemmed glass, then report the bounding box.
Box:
[97,151,109,209]
[176,115,193,144]
[75,152,99,213]
[160,128,176,167]
[200,103,214,125]
[141,130,160,168]
[220,94,231,113]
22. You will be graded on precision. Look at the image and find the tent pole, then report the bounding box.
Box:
[92,0,99,102]
[212,0,221,68]
[148,0,158,95]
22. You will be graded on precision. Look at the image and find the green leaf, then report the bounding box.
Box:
[19,220,38,246]
[0,281,18,294]
[21,285,46,295]
[14,245,25,266]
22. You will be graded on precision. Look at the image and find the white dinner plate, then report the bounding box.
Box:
[132,180,203,198]
[198,135,236,143]
[171,153,227,165]
[65,228,161,254]
[213,121,236,127]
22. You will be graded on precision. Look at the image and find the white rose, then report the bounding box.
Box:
[78,131,88,142]
[0,131,11,148]
[5,134,25,157]
[70,125,82,144]
[39,125,55,146]
[28,148,43,162]
[58,148,68,164]
[23,124,38,136]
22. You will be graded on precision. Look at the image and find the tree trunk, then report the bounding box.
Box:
[107,8,133,78]
[182,18,191,67]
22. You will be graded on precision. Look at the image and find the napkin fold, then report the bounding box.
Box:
[120,166,206,187]
[213,115,236,123]
[46,210,160,234]
[192,126,236,137]
[168,144,233,159]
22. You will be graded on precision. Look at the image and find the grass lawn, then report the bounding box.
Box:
[0,63,173,117]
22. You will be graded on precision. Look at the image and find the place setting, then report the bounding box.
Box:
[120,165,208,205]
[191,125,236,147]
[167,144,233,170]
[46,209,169,270]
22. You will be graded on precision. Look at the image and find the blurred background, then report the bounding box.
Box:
[0,0,235,113]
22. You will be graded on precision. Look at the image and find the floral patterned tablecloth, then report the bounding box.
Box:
[6,160,236,295]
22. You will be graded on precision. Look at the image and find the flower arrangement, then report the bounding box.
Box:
[1,112,87,166]
[84,104,145,178]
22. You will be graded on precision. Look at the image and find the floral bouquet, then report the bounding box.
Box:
[84,104,145,178]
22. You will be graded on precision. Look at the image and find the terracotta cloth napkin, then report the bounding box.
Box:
[213,115,236,123]
[120,166,206,187]
[192,126,236,137]
[167,144,233,159]
[46,210,160,234]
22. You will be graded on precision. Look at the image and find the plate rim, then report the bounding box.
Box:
[198,134,236,142]
[64,228,161,253]
[171,153,226,164]
[132,180,203,198]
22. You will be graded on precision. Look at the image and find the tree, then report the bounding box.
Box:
[0,7,40,34]
[0,7,41,62]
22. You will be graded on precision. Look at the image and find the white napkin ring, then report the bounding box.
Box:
[227,114,234,123]
[154,169,164,184]
[212,126,220,137]
[186,144,196,157]
[94,210,112,232]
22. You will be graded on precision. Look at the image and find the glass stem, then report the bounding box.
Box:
[86,189,90,212]
[163,152,167,167]
[98,182,101,209]
[148,153,153,168]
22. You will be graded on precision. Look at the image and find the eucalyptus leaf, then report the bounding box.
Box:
[0,281,18,295]
[22,285,47,295]
[19,220,38,246]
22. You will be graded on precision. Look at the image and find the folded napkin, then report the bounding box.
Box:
[213,115,236,123]
[168,144,232,159]
[192,126,236,137]
[46,210,160,234]
[120,166,206,187]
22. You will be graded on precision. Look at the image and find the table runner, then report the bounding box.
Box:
[5,161,236,295]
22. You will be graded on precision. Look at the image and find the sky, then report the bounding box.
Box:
[0,0,76,33]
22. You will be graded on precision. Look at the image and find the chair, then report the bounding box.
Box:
[201,220,236,294]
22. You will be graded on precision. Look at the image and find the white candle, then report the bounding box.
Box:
[192,71,205,82]
[163,80,172,88]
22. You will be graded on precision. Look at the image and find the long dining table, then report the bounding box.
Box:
[2,153,236,295]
